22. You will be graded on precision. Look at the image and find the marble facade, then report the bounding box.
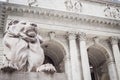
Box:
[0,0,120,80]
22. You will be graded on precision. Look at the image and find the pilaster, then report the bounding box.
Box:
[110,36,120,80]
[66,32,82,80]
[106,59,119,80]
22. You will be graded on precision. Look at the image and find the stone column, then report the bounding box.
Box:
[110,37,120,79]
[107,59,119,80]
[64,52,72,80]
[67,32,82,80]
[77,32,92,80]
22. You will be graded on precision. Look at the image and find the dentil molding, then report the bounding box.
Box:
[0,2,120,27]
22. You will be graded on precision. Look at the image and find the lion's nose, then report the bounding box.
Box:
[30,23,37,27]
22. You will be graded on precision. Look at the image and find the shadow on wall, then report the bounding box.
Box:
[41,40,65,73]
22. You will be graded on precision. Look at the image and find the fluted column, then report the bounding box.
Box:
[67,32,82,80]
[107,59,119,80]
[110,37,120,79]
[77,32,91,80]
[64,48,72,80]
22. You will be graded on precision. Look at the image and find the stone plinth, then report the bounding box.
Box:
[0,72,67,80]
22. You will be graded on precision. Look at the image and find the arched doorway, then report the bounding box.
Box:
[87,44,110,80]
[41,40,65,72]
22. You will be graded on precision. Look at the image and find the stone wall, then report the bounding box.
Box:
[0,37,3,65]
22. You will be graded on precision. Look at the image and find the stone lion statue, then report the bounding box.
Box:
[1,20,56,73]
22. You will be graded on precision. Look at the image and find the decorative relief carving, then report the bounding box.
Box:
[4,4,120,26]
[27,0,38,7]
[1,20,56,73]
[104,5,120,19]
[64,0,73,11]
[77,32,86,41]
[66,32,76,40]
[109,36,119,45]
[64,0,82,13]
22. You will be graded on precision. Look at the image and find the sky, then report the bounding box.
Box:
[0,0,120,3]
[0,0,6,2]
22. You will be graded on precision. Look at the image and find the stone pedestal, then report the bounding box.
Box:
[0,72,67,80]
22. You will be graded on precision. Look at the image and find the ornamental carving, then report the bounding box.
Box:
[104,5,120,19]
[1,20,56,73]
[64,0,82,13]
[27,0,38,7]
[66,32,76,40]
[109,36,119,45]
[77,32,86,41]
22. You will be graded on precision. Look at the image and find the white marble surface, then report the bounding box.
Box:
[7,0,120,20]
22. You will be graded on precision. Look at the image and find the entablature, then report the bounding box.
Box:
[0,2,120,27]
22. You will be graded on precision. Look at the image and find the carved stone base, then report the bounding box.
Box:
[0,72,67,80]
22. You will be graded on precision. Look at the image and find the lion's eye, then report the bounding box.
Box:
[13,20,19,24]
[30,23,37,27]
[21,22,26,25]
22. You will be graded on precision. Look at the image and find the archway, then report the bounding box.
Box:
[87,44,110,80]
[41,40,65,72]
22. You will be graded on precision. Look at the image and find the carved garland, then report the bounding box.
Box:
[104,4,120,19]
[64,0,82,13]
[1,2,120,27]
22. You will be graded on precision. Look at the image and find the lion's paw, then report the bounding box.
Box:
[1,62,18,72]
[37,63,56,73]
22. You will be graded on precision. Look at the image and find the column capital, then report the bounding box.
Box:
[66,32,76,40]
[77,32,87,41]
[109,36,119,45]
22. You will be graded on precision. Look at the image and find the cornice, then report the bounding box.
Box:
[0,2,120,26]
[82,0,120,7]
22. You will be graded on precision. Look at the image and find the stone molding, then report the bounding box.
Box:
[66,32,76,40]
[77,32,87,41]
[110,36,119,45]
[0,2,120,27]
[82,0,120,6]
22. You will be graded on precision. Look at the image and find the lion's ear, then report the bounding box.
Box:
[8,20,19,26]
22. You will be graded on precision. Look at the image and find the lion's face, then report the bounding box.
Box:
[8,20,38,38]
[26,29,37,37]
